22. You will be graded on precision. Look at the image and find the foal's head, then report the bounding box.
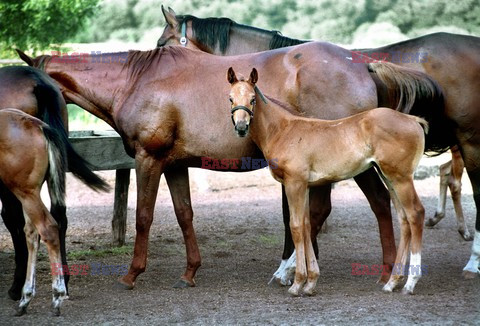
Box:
[227,67,258,137]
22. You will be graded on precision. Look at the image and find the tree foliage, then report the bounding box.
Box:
[0,0,99,55]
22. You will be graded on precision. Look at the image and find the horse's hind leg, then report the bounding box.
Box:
[0,185,27,301]
[165,167,201,288]
[462,168,480,278]
[449,151,472,241]
[384,180,425,294]
[16,217,38,316]
[427,160,450,227]
[354,168,396,283]
[18,195,66,316]
[49,200,70,294]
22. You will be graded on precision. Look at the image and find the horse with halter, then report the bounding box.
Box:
[0,109,69,316]
[227,67,427,295]
[17,41,453,292]
[0,65,110,301]
[157,7,480,279]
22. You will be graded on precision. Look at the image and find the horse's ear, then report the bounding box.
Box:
[227,67,237,84]
[162,5,178,27]
[249,68,258,85]
[16,49,34,66]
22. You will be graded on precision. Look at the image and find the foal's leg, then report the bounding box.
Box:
[49,200,70,293]
[119,152,164,289]
[0,186,27,300]
[18,196,66,316]
[383,193,411,293]
[273,185,331,286]
[16,218,39,316]
[165,167,201,288]
[284,180,319,296]
[354,168,396,283]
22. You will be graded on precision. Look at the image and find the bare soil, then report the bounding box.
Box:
[0,156,479,325]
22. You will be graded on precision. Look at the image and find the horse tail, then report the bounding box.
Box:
[33,81,110,192]
[368,61,456,155]
[414,116,429,135]
[42,125,67,207]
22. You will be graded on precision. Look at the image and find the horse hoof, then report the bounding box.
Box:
[382,284,394,293]
[462,270,478,279]
[376,274,390,285]
[302,286,316,296]
[173,279,195,288]
[52,307,61,316]
[425,216,440,227]
[116,278,134,290]
[459,232,473,241]
[14,306,27,317]
[8,289,22,301]
[288,285,301,297]
[401,288,414,295]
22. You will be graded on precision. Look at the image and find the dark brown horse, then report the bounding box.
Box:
[0,109,68,316]
[157,8,479,278]
[18,42,452,291]
[0,65,109,300]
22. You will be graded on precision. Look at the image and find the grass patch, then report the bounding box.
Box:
[68,244,133,260]
[258,234,280,246]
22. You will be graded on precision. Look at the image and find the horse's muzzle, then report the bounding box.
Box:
[235,121,249,137]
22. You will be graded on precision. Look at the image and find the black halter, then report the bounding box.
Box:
[230,105,254,125]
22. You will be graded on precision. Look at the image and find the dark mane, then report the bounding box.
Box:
[269,32,307,49]
[264,95,305,116]
[176,15,307,53]
[124,46,187,82]
[176,15,234,53]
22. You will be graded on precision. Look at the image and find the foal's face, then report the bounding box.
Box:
[227,67,258,137]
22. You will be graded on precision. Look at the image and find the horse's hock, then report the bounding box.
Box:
[68,130,134,246]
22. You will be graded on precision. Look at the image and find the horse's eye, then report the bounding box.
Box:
[229,98,233,103]
[251,98,256,105]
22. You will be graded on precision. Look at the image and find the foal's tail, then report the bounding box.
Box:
[368,61,456,155]
[42,126,67,207]
[34,80,110,192]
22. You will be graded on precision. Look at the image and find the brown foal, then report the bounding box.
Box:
[227,67,427,296]
[0,109,67,315]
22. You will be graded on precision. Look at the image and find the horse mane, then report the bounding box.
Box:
[124,46,187,82]
[176,15,233,53]
[269,32,307,49]
[176,15,307,53]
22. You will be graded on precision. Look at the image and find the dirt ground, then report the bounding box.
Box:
[0,155,479,325]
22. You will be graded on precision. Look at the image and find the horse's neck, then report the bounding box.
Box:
[250,99,293,152]
[224,25,272,55]
[46,56,127,128]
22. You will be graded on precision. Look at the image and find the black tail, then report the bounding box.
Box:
[34,80,110,192]
[368,61,457,155]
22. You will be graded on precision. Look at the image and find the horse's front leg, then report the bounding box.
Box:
[354,168,396,283]
[284,180,319,296]
[273,184,331,286]
[463,168,480,278]
[165,167,201,288]
[118,151,165,289]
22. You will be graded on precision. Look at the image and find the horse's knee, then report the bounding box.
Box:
[135,210,154,233]
[174,203,194,227]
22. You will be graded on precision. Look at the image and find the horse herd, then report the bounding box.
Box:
[0,5,479,316]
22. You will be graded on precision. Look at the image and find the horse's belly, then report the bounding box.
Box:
[308,158,372,185]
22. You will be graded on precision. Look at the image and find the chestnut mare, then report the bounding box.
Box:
[227,67,427,295]
[157,8,480,278]
[0,109,68,316]
[0,65,110,301]
[18,43,452,291]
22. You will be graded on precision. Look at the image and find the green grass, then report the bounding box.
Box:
[67,244,133,260]
[258,234,280,246]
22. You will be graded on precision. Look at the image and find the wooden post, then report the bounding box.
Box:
[112,169,131,246]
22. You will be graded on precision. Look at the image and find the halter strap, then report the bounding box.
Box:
[230,105,254,125]
[180,21,187,47]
